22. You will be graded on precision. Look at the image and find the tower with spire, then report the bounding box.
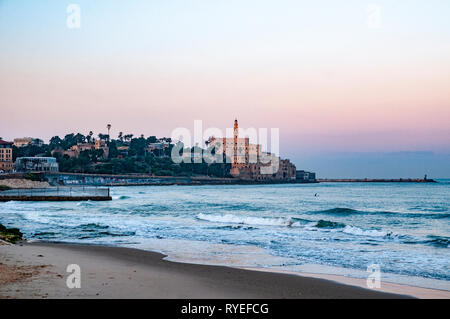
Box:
[207,118,297,181]
[233,118,239,166]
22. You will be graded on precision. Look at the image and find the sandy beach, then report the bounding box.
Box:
[0,241,419,299]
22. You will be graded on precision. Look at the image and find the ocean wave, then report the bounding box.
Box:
[211,225,257,231]
[112,195,131,200]
[131,204,170,212]
[431,213,450,219]
[77,227,135,239]
[76,201,95,207]
[33,231,59,238]
[77,223,109,231]
[308,207,449,219]
[315,220,346,229]
[316,208,358,215]
[410,205,448,213]
[98,230,136,237]
[197,213,294,227]
[196,213,397,239]
[423,235,449,248]
[189,201,265,212]
[342,225,394,238]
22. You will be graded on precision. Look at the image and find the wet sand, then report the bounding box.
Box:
[0,242,414,299]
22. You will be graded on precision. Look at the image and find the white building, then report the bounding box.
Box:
[15,157,59,172]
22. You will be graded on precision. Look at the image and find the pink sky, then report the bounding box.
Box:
[1,0,450,155]
[2,54,449,154]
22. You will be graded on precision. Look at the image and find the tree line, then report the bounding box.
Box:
[12,132,231,177]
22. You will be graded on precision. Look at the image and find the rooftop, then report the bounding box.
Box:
[0,139,13,145]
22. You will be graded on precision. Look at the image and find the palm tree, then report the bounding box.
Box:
[107,124,112,142]
[124,134,133,143]
[88,131,93,143]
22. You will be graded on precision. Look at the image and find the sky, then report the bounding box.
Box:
[1,0,449,177]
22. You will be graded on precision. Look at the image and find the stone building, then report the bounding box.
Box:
[94,139,109,158]
[208,119,296,181]
[13,137,44,148]
[0,139,14,173]
[52,140,109,159]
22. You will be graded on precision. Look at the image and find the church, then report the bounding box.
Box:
[208,119,297,182]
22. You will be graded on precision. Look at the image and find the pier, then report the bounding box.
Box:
[0,187,112,202]
[317,178,436,183]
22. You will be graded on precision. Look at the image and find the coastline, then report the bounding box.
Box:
[3,173,437,188]
[0,241,414,299]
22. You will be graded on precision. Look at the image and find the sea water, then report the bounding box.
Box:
[1,181,449,290]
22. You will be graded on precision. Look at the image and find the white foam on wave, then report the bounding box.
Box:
[197,213,293,227]
[342,225,388,237]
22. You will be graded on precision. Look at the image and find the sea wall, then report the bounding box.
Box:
[317,178,436,183]
[44,173,237,186]
[42,172,300,186]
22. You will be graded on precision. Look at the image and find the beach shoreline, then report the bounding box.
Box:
[243,267,450,299]
[0,241,439,299]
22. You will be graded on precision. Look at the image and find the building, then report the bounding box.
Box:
[52,144,90,158]
[147,141,170,151]
[13,137,44,148]
[296,170,317,183]
[15,157,59,172]
[208,119,261,178]
[0,139,14,173]
[145,140,170,157]
[51,140,109,159]
[73,143,95,154]
[276,159,298,180]
[208,119,297,181]
[51,146,76,158]
[94,139,109,158]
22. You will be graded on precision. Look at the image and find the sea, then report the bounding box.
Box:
[1,181,449,290]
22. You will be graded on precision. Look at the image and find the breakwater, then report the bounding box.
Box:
[317,178,436,183]
[0,187,112,202]
[0,195,112,202]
